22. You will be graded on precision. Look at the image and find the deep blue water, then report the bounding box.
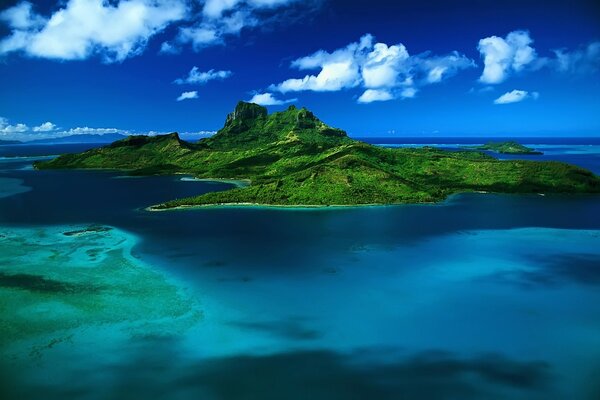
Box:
[1,141,600,399]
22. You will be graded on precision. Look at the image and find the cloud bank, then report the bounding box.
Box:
[0,116,217,141]
[0,0,188,62]
[1,117,59,134]
[0,116,128,141]
[267,34,476,103]
[0,0,316,61]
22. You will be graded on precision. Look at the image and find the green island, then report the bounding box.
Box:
[470,141,543,155]
[35,101,599,209]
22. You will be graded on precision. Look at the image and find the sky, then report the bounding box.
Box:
[0,0,599,141]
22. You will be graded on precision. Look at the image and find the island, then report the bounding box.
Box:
[34,101,600,209]
[470,141,543,155]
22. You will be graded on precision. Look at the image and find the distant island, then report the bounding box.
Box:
[27,133,128,145]
[35,101,600,209]
[0,139,21,145]
[470,141,543,155]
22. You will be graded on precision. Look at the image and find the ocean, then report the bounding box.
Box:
[0,139,599,399]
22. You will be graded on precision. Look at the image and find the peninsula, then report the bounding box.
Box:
[34,102,600,209]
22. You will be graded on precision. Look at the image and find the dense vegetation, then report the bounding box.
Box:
[35,102,600,209]
[472,141,543,155]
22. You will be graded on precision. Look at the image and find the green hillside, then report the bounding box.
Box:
[35,101,600,209]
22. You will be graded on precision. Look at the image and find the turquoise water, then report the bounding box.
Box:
[0,143,599,399]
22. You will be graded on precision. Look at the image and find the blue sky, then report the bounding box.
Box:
[0,0,599,140]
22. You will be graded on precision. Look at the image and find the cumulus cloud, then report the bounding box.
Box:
[32,122,58,132]
[0,117,28,133]
[248,92,296,105]
[176,91,199,101]
[357,89,393,104]
[174,67,232,85]
[268,34,475,103]
[478,30,537,84]
[493,89,539,105]
[0,0,188,62]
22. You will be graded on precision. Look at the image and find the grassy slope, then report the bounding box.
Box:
[35,102,600,208]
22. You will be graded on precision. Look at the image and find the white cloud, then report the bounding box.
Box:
[357,89,393,104]
[32,121,58,132]
[172,25,222,51]
[362,42,410,88]
[62,127,121,135]
[159,41,179,54]
[203,0,242,18]
[169,0,309,52]
[400,87,417,99]
[203,0,299,18]
[0,0,317,60]
[0,0,188,62]
[248,92,296,105]
[176,91,199,101]
[552,41,600,74]
[174,67,232,85]
[270,35,372,93]
[416,52,476,83]
[0,1,44,30]
[493,89,539,105]
[478,30,537,84]
[268,34,475,103]
[0,117,28,133]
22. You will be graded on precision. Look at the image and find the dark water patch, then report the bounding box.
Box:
[203,260,228,268]
[217,276,253,283]
[0,342,556,400]
[535,253,600,285]
[227,319,321,341]
[484,253,600,289]
[0,272,100,294]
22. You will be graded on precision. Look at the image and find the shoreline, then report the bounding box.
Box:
[146,198,453,212]
[178,176,251,188]
[145,191,598,212]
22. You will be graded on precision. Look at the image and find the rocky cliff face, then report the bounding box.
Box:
[225,101,268,127]
[203,101,349,149]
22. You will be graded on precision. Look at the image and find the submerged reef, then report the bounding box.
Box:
[0,225,201,359]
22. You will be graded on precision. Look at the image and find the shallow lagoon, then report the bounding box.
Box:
[0,143,599,399]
